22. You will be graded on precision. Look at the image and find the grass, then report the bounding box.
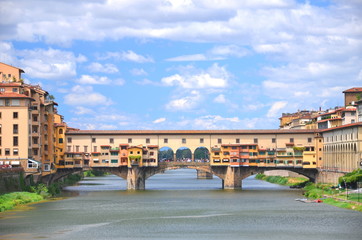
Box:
[255,173,309,187]
[0,192,44,212]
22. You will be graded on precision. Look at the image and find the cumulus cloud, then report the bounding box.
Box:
[98,50,154,63]
[267,101,288,118]
[64,85,113,106]
[162,63,230,89]
[153,118,166,124]
[213,94,226,103]
[130,68,148,76]
[87,62,119,73]
[76,75,125,86]
[165,91,201,111]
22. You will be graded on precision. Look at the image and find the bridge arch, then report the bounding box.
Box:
[158,146,175,162]
[194,147,210,162]
[175,147,192,162]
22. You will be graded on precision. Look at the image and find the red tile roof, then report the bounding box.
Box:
[321,122,362,132]
[343,87,362,93]
[0,92,34,100]
[66,129,319,135]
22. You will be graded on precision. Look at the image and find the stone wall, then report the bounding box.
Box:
[0,169,23,193]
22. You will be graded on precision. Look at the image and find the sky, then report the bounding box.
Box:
[0,0,361,130]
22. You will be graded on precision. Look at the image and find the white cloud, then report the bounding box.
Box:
[87,62,119,73]
[153,117,166,124]
[77,75,112,85]
[165,91,201,111]
[98,50,154,63]
[130,68,148,76]
[76,75,125,86]
[72,106,95,115]
[214,94,226,103]
[166,45,248,62]
[64,85,113,106]
[162,63,230,89]
[267,101,288,118]
[16,48,85,80]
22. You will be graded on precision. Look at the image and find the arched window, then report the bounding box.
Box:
[59,129,63,134]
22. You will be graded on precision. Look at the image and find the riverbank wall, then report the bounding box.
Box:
[0,169,24,193]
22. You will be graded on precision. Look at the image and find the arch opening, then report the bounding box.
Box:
[175,147,192,162]
[194,147,210,162]
[158,147,175,162]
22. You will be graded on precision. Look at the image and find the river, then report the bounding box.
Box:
[1,169,361,240]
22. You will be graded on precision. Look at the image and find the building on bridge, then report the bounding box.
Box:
[64,129,322,170]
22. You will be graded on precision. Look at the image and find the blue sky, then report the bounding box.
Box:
[1,0,361,130]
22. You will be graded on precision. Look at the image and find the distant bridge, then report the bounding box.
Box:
[41,162,318,190]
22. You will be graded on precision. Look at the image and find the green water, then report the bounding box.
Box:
[0,169,361,240]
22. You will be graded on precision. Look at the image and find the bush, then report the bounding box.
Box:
[339,169,362,189]
[0,192,43,212]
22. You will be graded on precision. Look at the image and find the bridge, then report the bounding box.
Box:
[38,129,322,190]
[42,161,318,190]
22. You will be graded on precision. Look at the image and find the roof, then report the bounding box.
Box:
[343,87,362,93]
[66,129,319,135]
[0,92,34,100]
[0,62,25,73]
[321,122,362,132]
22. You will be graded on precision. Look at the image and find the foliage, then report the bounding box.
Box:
[338,169,362,188]
[303,183,338,199]
[255,173,309,187]
[159,148,174,161]
[0,192,43,212]
[129,155,141,161]
[293,146,306,151]
[323,198,362,212]
[84,170,108,177]
[29,184,49,197]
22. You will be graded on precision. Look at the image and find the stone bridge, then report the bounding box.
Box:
[41,163,318,190]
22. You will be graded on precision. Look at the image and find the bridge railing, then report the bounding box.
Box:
[158,162,210,168]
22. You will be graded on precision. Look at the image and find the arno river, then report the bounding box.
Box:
[1,169,362,240]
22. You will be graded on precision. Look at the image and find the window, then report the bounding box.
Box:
[0,136,1,146]
[236,138,240,144]
[75,145,80,152]
[111,159,118,164]
[146,138,150,144]
[12,99,20,106]
[128,138,132,143]
[182,138,186,144]
[200,138,204,144]
[110,138,114,144]
[5,99,10,106]
[308,138,312,143]
[93,146,97,152]
[13,124,18,134]
[0,124,2,134]
[254,138,258,144]
[84,145,88,152]
[290,138,294,143]
[13,112,18,119]
[12,88,18,93]
[59,129,63,134]
[58,138,63,143]
[164,138,168,144]
[67,137,72,143]
[218,138,222,144]
[0,88,4,92]
[92,138,96,143]
[13,149,18,156]
[33,149,38,155]
[150,152,154,156]
[13,136,18,146]
[5,148,10,156]
[272,138,276,143]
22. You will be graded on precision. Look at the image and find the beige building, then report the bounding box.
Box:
[0,62,58,176]
[65,129,321,170]
[320,122,362,184]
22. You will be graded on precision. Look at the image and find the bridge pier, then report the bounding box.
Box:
[127,166,146,190]
[197,170,213,179]
[223,167,242,189]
